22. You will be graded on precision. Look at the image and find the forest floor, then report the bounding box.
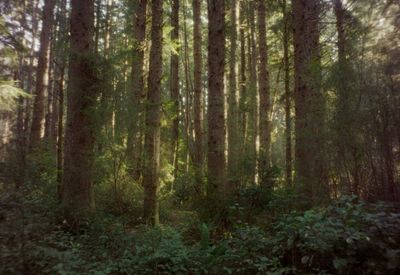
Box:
[1,185,400,274]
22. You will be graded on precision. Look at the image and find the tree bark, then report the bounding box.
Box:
[283,0,292,186]
[170,0,180,179]
[24,0,39,135]
[29,0,56,150]
[207,0,226,195]
[246,1,258,184]
[127,0,147,181]
[227,0,239,188]
[44,33,55,142]
[52,0,68,199]
[61,0,96,217]
[143,0,163,226]
[238,0,247,184]
[292,0,327,205]
[193,0,204,190]
[182,3,194,175]
[257,0,271,186]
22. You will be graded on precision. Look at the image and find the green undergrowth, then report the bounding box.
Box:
[1,185,400,274]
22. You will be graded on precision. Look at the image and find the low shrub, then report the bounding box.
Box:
[272,196,400,274]
[2,192,399,274]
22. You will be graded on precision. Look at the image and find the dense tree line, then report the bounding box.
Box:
[0,0,399,225]
[1,0,400,273]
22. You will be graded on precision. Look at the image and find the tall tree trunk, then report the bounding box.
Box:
[170,0,180,179]
[143,0,163,226]
[257,0,271,186]
[127,0,147,181]
[246,1,258,184]
[207,0,226,195]
[50,61,59,150]
[61,0,96,218]
[238,0,247,184]
[283,0,292,186]
[193,0,204,190]
[182,2,194,174]
[292,0,327,205]
[44,35,55,142]
[227,0,239,188]
[24,0,39,135]
[29,0,56,149]
[55,0,68,199]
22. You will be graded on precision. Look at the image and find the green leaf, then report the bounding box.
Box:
[0,81,31,111]
[333,258,348,270]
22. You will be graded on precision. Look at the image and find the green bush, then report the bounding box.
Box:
[220,225,284,274]
[272,196,400,274]
[2,190,399,274]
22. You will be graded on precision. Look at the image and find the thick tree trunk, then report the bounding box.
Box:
[193,0,204,190]
[207,0,226,195]
[227,0,239,188]
[292,0,327,205]
[257,0,271,186]
[29,0,56,149]
[61,0,96,216]
[143,0,163,226]
[283,0,292,186]
[170,0,180,179]
[126,0,147,181]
